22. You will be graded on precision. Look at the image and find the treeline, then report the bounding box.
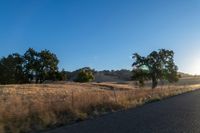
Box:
[0,48,180,88]
[0,48,67,84]
[0,47,132,84]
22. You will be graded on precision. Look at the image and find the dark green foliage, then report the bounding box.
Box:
[132,49,179,89]
[24,48,59,83]
[132,69,149,87]
[75,68,94,82]
[56,69,67,81]
[0,48,62,84]
[24,48,40,83]
[0,53,28,84]
[38,49,59,82]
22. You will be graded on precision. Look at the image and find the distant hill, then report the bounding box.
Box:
[94,69,132,82]
[178,72,194,78]
[66,68,195,82]
[66,68,132,82]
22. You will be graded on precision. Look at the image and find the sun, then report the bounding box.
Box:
[188,58,200,75]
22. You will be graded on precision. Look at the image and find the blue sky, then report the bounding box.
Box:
[0,0,200,74]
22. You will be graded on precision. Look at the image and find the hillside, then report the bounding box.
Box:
[67,68,132,82]
[66,68,194,82]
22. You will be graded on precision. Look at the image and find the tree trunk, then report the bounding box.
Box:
[36,78,39,84]
[152,76,158,89]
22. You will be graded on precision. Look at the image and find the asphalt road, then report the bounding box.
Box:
[45,90,200,133]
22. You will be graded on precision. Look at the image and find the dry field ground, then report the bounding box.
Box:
[0,77,200,133]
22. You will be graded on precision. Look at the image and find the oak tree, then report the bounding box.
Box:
[132,49,179,89]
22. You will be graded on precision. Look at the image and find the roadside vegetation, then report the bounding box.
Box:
[0,80,200,133]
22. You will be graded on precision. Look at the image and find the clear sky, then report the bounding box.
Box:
[0,0,200,74]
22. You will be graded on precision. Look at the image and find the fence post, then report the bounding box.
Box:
[113,88,118,104]
[71,90,74,109]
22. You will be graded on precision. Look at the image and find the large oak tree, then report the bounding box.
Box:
[132,49,179,89]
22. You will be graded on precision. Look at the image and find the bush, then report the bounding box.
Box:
[75,70,94,82]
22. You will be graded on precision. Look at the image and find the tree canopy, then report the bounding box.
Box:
[75,67,95,82]
[132,49,179,89]
[0,48,64,84]
[0,53,27,84]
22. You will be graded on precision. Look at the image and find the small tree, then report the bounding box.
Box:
[56,69,67,81]
[132,49,179,89]
[75,69,94,82]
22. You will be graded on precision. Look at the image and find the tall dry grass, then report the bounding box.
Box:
[0,81,200,133]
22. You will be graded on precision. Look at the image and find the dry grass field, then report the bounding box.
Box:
[0,77,200,133]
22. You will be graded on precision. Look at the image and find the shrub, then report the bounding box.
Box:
[75,69,94,82]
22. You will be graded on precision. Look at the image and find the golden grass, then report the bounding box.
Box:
[0,80,200,133]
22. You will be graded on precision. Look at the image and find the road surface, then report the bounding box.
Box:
[44,90,200,133]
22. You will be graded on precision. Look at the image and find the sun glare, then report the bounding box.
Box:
[186,56,200,75]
